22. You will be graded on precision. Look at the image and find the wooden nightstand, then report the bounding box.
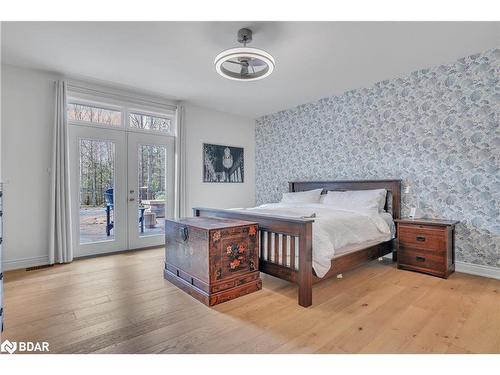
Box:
[395,218,459,278]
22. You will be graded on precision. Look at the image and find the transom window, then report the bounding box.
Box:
[129,112,171,133]
[67,102,122,126]
[67,94,176,136]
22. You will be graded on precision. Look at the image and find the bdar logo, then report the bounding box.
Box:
[0,340,49,353]
[1,339,17,354]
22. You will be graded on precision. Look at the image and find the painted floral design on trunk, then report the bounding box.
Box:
[226,243,246,271]
[212,231,221,243]
[248,225,257,236]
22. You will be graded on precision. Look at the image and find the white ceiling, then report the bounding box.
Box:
[1,22,499,118]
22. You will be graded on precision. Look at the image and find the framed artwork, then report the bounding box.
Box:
[203,143,244,183]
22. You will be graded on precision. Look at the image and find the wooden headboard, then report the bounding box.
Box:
[289,179,401,220]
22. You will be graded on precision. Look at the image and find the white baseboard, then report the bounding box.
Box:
[2,255,50,271]
[455,261,500,280]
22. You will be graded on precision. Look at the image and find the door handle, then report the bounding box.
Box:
[416,236,426,242]
[416,256,426,262]
[129,198,135,202]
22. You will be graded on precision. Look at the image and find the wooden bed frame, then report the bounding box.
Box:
[193,179,401,307]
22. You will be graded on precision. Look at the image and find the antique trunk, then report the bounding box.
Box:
[164,217,261,306]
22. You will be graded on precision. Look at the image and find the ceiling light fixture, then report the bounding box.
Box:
[214,28,275,81]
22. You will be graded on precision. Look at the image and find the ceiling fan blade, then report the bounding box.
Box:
[225,60,244,66]
[248,58,266,66]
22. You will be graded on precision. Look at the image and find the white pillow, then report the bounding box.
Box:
[281,188,323,204]
[323,189,387,212]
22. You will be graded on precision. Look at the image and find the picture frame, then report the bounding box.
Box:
[202,143,244,183]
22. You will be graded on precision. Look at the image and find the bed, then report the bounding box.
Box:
[193,179,401,307]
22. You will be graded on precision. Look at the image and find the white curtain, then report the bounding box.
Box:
[175,105,187,218]
[49,80,73,264]
[0,184,3,332]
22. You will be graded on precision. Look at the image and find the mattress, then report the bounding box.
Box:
[260,211,395,271]
[240,202,395,277]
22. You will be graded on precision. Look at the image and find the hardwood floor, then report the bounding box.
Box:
[3,248,499,354]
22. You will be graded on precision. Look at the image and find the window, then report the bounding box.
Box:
[68,102,121,126]
[67,90,176,135]
[129,112,171,133]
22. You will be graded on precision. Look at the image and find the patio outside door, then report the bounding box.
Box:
[127,132,175,249]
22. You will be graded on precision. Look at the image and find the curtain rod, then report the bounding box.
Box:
[66,82,179,111]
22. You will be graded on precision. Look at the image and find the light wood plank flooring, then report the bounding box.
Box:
[3,248,499,353]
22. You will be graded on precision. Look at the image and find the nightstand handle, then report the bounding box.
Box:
[416,236,426,242]
[416,256,426,262]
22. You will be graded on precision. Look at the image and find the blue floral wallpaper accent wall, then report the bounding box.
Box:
[255,48,499,268]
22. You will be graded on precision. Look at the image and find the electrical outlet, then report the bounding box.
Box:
[409,207,417,219]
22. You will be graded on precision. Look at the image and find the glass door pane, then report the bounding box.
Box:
[128,132,175,250]
[137,144,167,237]
[79,139,116,244]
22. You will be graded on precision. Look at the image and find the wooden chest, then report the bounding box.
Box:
[395,218,459,278]
[164,217,261,306]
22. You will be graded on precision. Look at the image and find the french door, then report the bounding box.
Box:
[127,132,175,249]
[69,126,175,257]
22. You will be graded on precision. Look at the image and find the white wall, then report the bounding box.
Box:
[0,64,256,270]
[1,64,59,270]
[183,103,255,215]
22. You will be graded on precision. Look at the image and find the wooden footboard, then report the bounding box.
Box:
[193,207,314,307]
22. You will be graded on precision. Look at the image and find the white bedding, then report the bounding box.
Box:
[234,203,393,277]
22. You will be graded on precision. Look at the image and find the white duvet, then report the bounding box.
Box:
[235,203,392,277]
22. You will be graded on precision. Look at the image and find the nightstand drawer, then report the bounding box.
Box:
[398,225,446,251]
[398,246,445,272]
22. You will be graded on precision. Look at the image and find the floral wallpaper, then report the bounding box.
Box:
[255,48,499,268]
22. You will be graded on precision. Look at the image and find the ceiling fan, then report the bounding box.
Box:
[214,28,276,81]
